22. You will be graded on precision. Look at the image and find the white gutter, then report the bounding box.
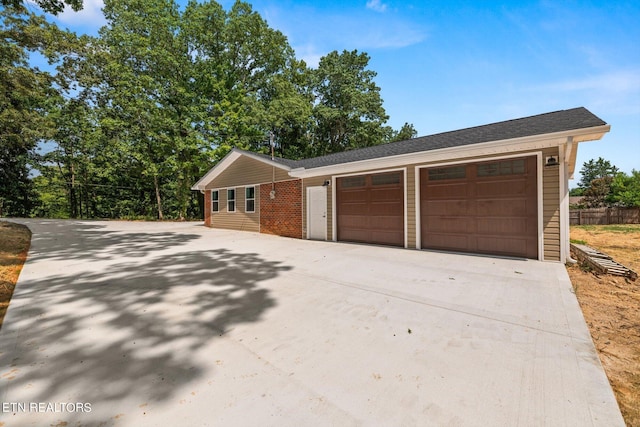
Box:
[289,125,610,178]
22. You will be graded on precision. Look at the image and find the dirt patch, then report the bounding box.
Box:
[0,221,31,329]
[568,225,640,427]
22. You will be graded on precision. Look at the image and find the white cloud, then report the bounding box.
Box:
[287,12,426,54]
[547,70,640,94]
[534,69,640,116]
[295,44,323,68]
[56,0,106,30]
[366,0,388,13]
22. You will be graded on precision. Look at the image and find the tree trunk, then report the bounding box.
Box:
[153,174,164,220]
[69,163,77,218]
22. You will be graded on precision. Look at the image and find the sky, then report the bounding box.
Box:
[35,0,640,187]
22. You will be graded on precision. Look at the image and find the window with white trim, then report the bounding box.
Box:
[211,190,219,212]
[245,186,255,212]
[227,188,236,212]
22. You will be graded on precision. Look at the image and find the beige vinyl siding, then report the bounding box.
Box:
[542,147,561,261]
[207,147,564,259]
[211,186,260,232]
[205,156,290,190]
[302,176,332,239]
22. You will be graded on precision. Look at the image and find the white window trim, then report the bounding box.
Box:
[245,186,256,213]
[211,189,220,213]
[227,188,236,213]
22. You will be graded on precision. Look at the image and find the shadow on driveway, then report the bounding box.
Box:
[0,221,291,424]
[22,219,203,262]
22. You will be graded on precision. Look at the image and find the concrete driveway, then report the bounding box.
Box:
[0,220,623,426]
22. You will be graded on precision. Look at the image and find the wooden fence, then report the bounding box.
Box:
[570,207,640,225]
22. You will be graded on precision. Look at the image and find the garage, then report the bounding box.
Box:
[336,171,404,247]
[420,156,538,258]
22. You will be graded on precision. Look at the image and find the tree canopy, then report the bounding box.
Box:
[0,0,416,219]
[1,0,83,15]
[571,158,639,208]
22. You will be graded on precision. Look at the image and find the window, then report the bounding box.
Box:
[477,159,526,177]
[372,172,401,186]
[245,186,255,212]
[227,189,236,212]
[340,176,366,188]
[428,166,466,181]
[211,190,219,212]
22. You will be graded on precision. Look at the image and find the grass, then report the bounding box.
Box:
[0,221,31,329]
[573,224,640,234]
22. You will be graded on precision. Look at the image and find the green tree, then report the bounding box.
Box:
[310,49,390,156]
[610,170,640,207]
[1,0,83,15]
[578,157,620,208]
[0,7,57,216]
[98,0,188,219]
[389,122,417,142]
[569,187,584,197]
[183,0,307,161]
[583,176,613,208]
[578,157,619,189]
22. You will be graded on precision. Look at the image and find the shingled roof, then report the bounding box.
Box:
[194,107,607,190]
[290,107,606,169]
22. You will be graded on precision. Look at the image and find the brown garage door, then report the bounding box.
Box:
[337,171,404,247]
[420,156,538,258]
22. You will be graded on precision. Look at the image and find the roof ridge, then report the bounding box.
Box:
[233,107,605,170]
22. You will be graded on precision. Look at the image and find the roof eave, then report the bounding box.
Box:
[565,124,611,177]
[289,124,611,178]
[191,148,292,191]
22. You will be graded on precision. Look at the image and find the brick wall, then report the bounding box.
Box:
[204,190,211,227]
[260,180,303,239]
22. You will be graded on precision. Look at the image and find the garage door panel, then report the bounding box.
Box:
[423,216,471,233]
[340,229,370,243]
[476,236,533,257]
[424,233,470,251]
[339,202,368,215]
[476,199,529,216]
[424,200,469,216]
[370,187,403,201]
[421,156,538,259]
[370,230,404,246]
[370,216,404,229]
[477,218,528,235]
[476,180,527,197]
[370,202,404,216]
[337,171,404,247]
[339,215,370,228]
[424,183,469,199]
[339,190,368,202]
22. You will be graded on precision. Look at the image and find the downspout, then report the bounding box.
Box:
[561,137,577,264]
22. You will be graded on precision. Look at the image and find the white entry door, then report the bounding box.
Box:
[307,186,327,240]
